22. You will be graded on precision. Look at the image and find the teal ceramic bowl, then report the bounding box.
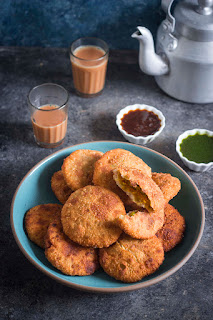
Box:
[10,141,205,293]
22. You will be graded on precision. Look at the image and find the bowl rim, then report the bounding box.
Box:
[176,128,213,167]
[116,104,165,141]
[10,140,205,293]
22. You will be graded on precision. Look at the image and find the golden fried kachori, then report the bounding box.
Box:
[152,172,181,203]
[51,171,72,204]
[62,149,103,191]
[61,185,125,248]
[156,203,185,252]
[25,204,62,248]
[45,220,99,275]
[116,208,164,239]
[99,234,164,283]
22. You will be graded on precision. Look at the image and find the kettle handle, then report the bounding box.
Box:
[161,0,176,33]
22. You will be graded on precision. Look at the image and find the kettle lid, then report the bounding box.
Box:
[174,0,213,41]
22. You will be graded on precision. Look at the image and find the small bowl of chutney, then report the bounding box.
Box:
[176,129,213,172]
[116,104,165,145]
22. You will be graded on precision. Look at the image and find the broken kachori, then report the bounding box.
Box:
[113,166,165,213]
[93,148,152,205]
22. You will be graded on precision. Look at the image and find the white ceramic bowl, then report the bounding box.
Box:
[116,104,165,145]
[176,129,213,172]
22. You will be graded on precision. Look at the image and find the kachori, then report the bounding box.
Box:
[116,208,164,239]
[113,166,165,212]
[99,234,164,283]
[156,204,185,252]
[62,149,103,190]
[61,185,125,248]
[152,172,181,203]
[51,170,72,204]
[45,220,99,276]
[25,203,62,248]
[93,148,152,205]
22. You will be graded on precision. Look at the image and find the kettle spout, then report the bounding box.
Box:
[132,27,169,76]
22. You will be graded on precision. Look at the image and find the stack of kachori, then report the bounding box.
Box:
[24,148,185,283]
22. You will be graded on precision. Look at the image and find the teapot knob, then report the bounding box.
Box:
[197,0,213,15]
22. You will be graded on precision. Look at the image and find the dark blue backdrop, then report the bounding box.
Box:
[0,0,165,49]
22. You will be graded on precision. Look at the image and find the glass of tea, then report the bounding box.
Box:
[70,37,109,98]
[28,83,69,148]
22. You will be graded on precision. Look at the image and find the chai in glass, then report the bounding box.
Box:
[70,38,109,97]
[31,104,68,147]
[28,83,69,148]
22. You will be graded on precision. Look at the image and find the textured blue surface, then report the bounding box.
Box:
[0,0,165,49]
[11,141,204,292]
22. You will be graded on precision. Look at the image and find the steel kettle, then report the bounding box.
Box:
[132,0,213,103]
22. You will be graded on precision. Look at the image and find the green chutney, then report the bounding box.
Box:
[180,133,213,163]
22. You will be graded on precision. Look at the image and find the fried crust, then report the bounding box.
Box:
[99,234,164,283]
[45,220,99,276]
[116,208,164,239]
[113,166,165,212]
[25,204,62,248]
[61,185,125,248]
[51,171,72,204]
[62,149,103,190]
[156,204,185,252]
[93,148,151,205]
[152,172,181,203]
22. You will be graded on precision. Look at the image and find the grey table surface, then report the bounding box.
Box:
[0,47,212,320]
